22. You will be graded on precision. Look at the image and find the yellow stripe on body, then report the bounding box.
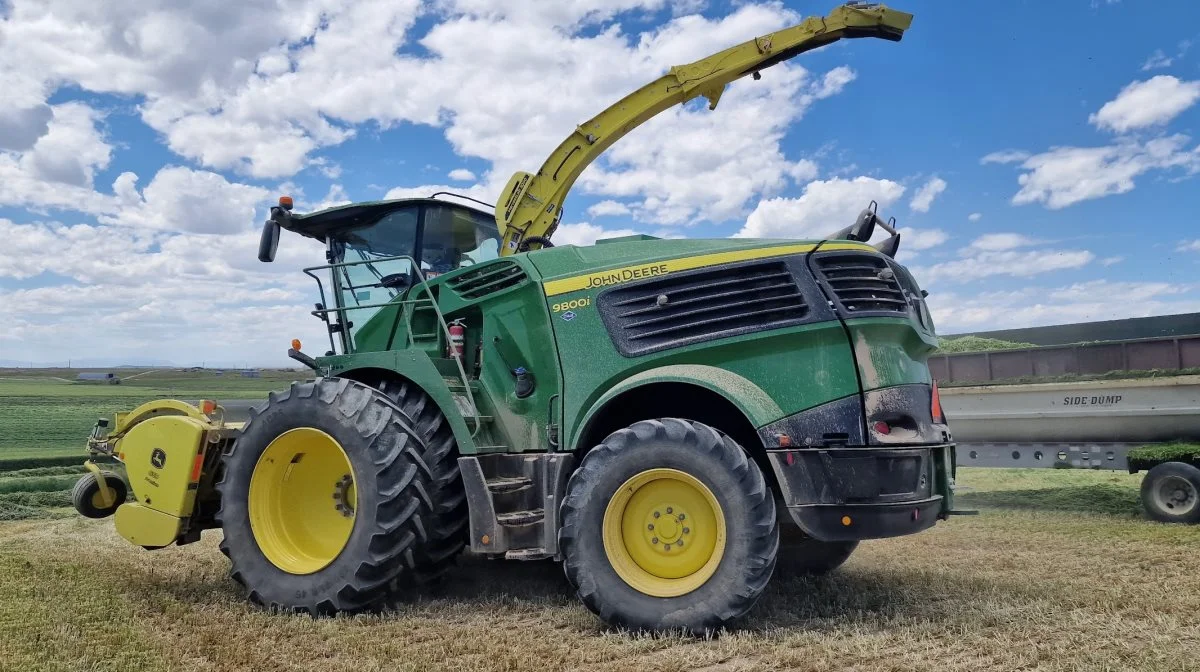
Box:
[541,241,876,296]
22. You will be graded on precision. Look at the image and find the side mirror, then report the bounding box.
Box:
[258,219,280,262]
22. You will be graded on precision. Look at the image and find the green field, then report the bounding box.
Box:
[0,368,300,461]
[0,368,301,521]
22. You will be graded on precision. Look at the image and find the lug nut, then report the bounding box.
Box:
[678,513,685,520]
[666,507,673,514]
[663,545,671,551]
[683,527,690,534]
[651,537,659,544]
[676,540,683,547]
[653,511,660,518]
[647,524,654,530]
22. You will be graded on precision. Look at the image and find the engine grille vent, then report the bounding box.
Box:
[814,252,908,315]
[599,260,808,356]
[446,261,528,300]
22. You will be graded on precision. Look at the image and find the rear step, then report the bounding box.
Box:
[487,476,533,494]
[505,548,550,561]
[459,455,575,561]
[497,509,543,526]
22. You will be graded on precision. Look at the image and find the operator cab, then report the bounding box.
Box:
[260,197,501,349]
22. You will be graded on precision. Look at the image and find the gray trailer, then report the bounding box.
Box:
[943,375,1200,523]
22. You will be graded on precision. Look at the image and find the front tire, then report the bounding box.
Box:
[215,378,434,614]
[1141,462,1200,524]
[560,418,778,633]
[774,526,857,576]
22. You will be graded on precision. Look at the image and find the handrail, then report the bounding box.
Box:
[301,254,482,436]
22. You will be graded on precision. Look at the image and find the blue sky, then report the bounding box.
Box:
[1,0,1199,366]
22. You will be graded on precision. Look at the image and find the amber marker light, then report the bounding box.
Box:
[291,338,302,351]
[278,195,294,210]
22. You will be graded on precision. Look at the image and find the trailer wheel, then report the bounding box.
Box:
[775,527,858,577]
[378,379,467,584]
[1141,462,1200,524]
[559,418,778,633]
[72,471,127,519]
[215,378,434,614]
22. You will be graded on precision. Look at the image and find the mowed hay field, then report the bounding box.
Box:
[2,372,1200,671]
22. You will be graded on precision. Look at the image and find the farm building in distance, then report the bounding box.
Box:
[76,372,120,384]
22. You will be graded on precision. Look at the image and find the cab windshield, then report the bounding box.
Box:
[328,201,500,348]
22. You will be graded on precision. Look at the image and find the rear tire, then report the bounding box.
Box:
[72,471,127,519]
[1141,462,1200,524]
[377,379,468,583]
[774,526,857,576]
[560,418,778,633]
[216,378,435,614]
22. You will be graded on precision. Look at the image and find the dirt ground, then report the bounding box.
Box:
[2,468,1198,672]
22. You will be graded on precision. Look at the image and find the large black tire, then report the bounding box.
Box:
[215,378,434,614]
[1141,461,1200,524]
[774,526,857,577]
[560,418,778,633]
[72,471,127,519]
[377,378,468,583]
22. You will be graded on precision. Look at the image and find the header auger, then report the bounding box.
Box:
[75,4,959,634]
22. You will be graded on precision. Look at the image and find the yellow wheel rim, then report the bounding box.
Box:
[91,490,110,509]
[602,468,726,598]
[248,428,357,575]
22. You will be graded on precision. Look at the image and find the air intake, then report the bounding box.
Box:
[813,252,907,315]
[446,261,528,300]
[599,260,808,356]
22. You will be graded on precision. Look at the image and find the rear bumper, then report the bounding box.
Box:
[766,443,955,542]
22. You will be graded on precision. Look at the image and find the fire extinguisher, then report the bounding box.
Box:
[447,319,466,359]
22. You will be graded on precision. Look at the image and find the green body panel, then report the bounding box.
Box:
[321,253,562,456]
[844,317,939,391]
[314,229,940,460]
[555,316,860,450]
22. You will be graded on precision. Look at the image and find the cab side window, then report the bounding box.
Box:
[420,204,501,277]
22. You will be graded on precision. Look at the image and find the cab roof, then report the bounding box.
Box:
[279,197,494,242]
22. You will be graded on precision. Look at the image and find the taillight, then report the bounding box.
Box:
[931,380,946,424]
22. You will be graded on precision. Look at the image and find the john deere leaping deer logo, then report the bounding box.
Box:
[150,448,167,469]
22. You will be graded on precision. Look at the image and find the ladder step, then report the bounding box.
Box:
[467,415,494,426]
[445,379,482,392]
[506,548,550,561]
[497,509,544,526]
[486,476,532,494]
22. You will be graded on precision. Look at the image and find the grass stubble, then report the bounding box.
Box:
[1,468,1198,672]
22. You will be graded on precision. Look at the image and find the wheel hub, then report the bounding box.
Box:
[602,468,726,597]
[643,506,688,551]
[248,427,357,575]
[1156,475,1198,514]
[333,474,355,518]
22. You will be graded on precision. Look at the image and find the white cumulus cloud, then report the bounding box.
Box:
[586,200,632,218]
[738,177,905,239]
[1089,76,1200,133]
[909,176,946,213]
[553,222,642,246]
[1011,135,1200,209]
